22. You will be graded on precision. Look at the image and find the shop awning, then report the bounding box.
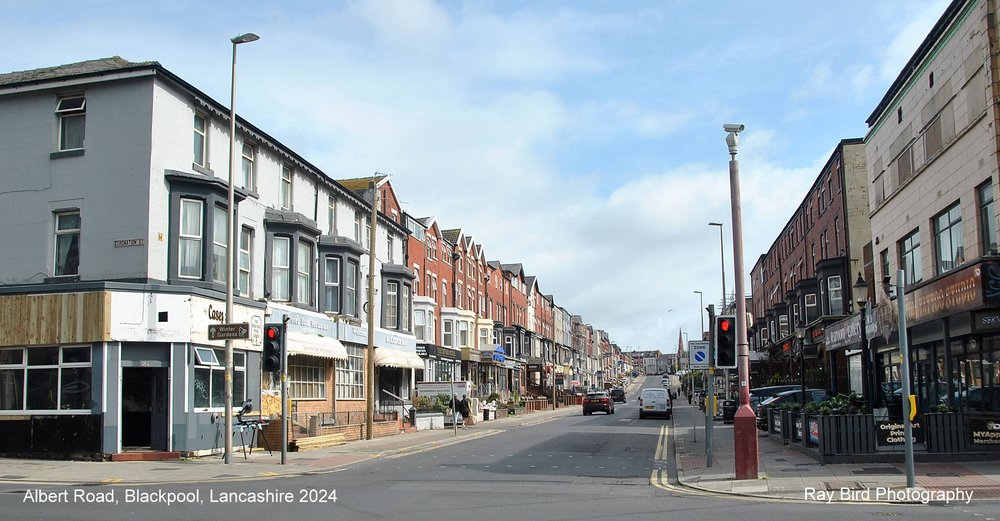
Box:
[286,331,348,360]
[376,348,425,369]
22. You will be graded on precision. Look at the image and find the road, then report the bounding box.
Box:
[0,376,988,520]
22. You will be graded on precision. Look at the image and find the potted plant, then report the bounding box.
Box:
[925,403,966,453]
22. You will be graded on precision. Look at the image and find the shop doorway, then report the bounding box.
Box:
[121,367,168,450]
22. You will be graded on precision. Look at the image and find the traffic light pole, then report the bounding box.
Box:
[705,305,714,468]
[281,314,289,465]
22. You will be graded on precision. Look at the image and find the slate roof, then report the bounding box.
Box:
[440,229,462,246]
[0,56,156,88]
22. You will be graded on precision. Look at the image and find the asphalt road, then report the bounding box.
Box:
[0,376,988,520]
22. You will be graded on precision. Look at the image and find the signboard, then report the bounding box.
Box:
[968,417,1000,448]
[208,322,249,341]
[416,381,472,399]
[875,420,924,446]
[555,373,565,385]
[688,340,709,369]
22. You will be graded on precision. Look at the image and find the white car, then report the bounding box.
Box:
[638,387,672,419]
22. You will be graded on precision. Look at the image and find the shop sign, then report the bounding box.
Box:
[492,346,506,363]
[808,417,820,446]
[905,263,983,325]
[968,418,1000,448]
[875,420,924,446]
[974,311,1000,332]
[555,373,564,385]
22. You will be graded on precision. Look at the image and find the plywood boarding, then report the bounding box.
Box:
[0,292,111,346]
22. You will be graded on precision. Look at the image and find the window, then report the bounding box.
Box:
[345,260,359,316]
[193,113,207,167]
[900,230,923,284]
[328,199,337,235]
[289,358,326,399]
[479,327,489,349]
[0,346,92,411]
[386,282,399,329]
[979,181,996,256]
[336,344,364,399]
[413,266,420,295]
[271,237,291,301]
[193,349,245,409]
[456,282,464,309]
[280,165,293,211]
[241,143,255,190]
[458,321,469,348]
[238,227,253,297]
[401,285,411,331]
[443,320,454,348]
[414,310,426,341]
[442,281,448,307]
[828,275,844,316]
[296,241,313,305]
[353,211,362,242]
[211,206,227,284]
[387,236,394,264]
[56,96,85,151]
[53,211,80,277]
[425,274,432,298]
[179,199,203,278]
[427,311,435,342]
[880,249,890,285]
[324,257,340,313]
[934,203,964,275]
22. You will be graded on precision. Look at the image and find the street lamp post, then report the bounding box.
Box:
[224,32,259,465]
[795,323,806,406]
[366,175,390,440]
[854,273,873,412]
[694,290,704,336]
[722,123,758,480]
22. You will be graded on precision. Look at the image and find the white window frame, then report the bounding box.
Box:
[193,113,207,167]
[56,96,85,151]
[53,211,81,277]
[296,241,313,305]
[193,349,245,411]
[345,260,359,317]
[289,357,326,400]
[241,143,255,190]
[458,321,469,348]
[414,310,426,341]
[443,320,454,348]
[0,346,93,413]
[336,344,364,399]
[179,199,203,279]
[387,235,394,264]
[354,211,362,242]
[211,205,227,284]
[386,282,399,329]
[401,285,411,331]
[238,227,253,297]
[280,164,293,211]
[828,275,844,316]
[324,257,341,313]
[271,236,291,301]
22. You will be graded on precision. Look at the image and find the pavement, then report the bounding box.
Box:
[670,401,1000,504]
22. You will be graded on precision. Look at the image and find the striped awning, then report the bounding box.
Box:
[286,331,348,360]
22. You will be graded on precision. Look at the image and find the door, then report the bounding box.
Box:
[121,367,168,450]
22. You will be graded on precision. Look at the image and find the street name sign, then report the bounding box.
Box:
[689,340,709,369]
[208,322,250,341]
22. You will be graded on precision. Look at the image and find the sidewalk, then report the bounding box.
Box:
[670,402,1000,503]
[0,403,581,486]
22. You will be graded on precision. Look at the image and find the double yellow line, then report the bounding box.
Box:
[653,425,669,461]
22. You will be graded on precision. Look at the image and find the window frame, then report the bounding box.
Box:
[385,281,399,329]
[280,164,294,211]
[193,113,207,167]
[900,229,923,284]
[238,226,253,298]
[193,348,245,411]
[295,240,313,306]
[933,202,964,275]
[828,275,844,316]
[53,211,81,277]
[56,96,86,151]
[335,344,364,399]
[178,199,204,280]
[324,257,341,313]
[0,346,93,413]
[288,357,326,400]
[241,143,256,191]
[979,181,997,256]
[271,236,291,302]
[211,205,228,284]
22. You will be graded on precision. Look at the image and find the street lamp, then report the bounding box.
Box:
[693,290,704,337]
[795,322,806,406]
[224,31,259,465]
[722,122,757,480]
[853,272,873,411]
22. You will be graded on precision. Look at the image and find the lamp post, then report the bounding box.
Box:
[366,175,390,440]
[722,123,757,480]
[694,290,704,337]
[795,323,806,406]
[224,31,259,465]
[854,273,873,412]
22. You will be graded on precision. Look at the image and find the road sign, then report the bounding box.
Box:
[208,322,250,341]
[689,340,709,369]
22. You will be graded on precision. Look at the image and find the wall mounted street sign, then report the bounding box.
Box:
[689,340,709,369]
[208,322,250,341]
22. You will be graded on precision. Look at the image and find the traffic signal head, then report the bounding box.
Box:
[263,323,284,373]
[714,315,737,369]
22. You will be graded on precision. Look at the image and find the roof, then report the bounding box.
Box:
[0,56,157,88]
[336,175,389,193]
[440,229,462,245]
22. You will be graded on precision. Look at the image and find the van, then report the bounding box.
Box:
[638,387,672,419]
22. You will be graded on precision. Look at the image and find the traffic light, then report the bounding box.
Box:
[263,323,285,373]
[714,315,737,369]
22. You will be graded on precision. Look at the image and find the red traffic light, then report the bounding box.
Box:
[265,326,279,340]
[719,319,732,332]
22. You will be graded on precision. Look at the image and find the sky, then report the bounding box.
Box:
[1,0,952,354]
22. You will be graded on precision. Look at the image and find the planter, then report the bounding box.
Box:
[815,414,876,455]
[768,408,783,437]
[780,410,794,444]
[925,412,967,453]
[413,412,445,431]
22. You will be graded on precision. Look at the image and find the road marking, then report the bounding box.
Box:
[653,425,668,461]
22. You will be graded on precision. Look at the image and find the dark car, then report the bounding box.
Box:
[609,388,626,403]
[749,385,801,412]
[583,392,615,415]
[756,388,831,430]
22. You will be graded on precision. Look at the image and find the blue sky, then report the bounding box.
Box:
[2,0,951,352]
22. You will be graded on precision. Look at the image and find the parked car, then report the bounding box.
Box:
[583,392,615,415]
[749,385,800,412]
[756,388,831,430]
[609,388,627,403]
[638,387,672,419]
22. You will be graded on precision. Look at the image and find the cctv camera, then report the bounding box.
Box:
[723,123,745,133]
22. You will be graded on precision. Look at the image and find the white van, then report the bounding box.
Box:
[638,387,672,419]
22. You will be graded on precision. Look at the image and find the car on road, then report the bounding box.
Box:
[638,387,672,419]
[756,388,832,430]
[583,391,615,415]
[609,388,626,403]
[749,385,800,412]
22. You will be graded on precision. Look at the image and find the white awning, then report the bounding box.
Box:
[286,331,348,360]
[375,348,425,369]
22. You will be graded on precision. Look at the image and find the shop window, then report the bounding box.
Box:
[335,345,364,399]
[193,349,245,410]
[0,346,92,412]
[289,357,326,399]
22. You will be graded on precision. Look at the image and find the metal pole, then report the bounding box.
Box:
[223,36,237,467]
[366,178,380,440]
[705,304,715,467]
[725,125,758,480]
[280,314,289,464]
[897,270,916,488]
[451,361,458,436]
